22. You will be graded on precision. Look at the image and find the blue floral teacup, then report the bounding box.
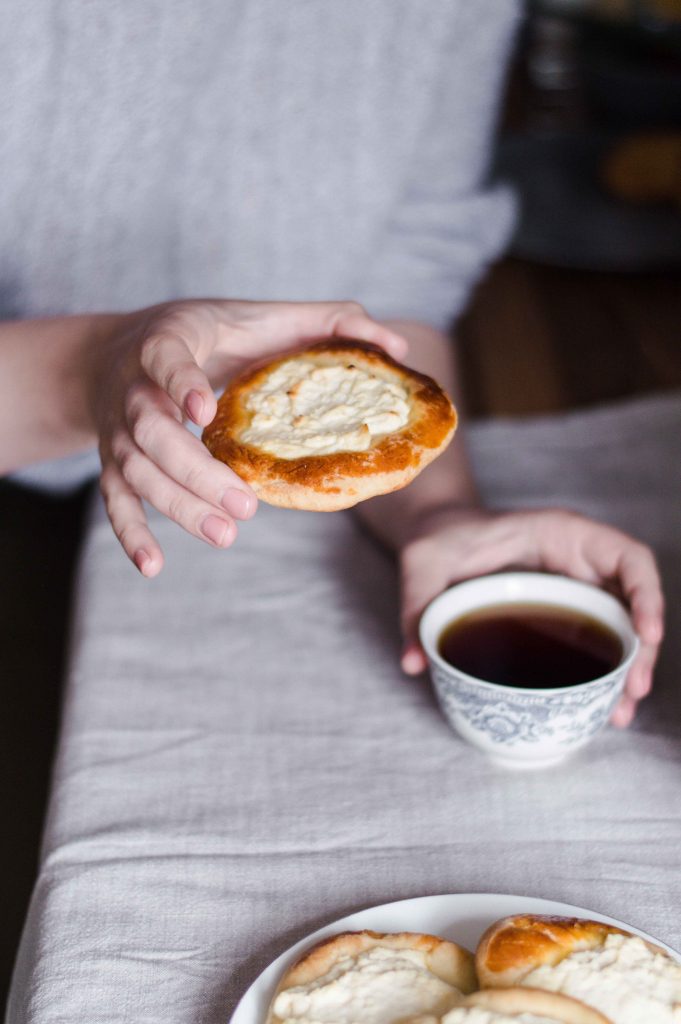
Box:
[419,572,638,770]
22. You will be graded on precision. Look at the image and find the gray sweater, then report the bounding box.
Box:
[1,0,519,330]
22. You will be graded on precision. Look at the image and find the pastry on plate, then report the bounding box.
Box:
[202,340,456,510]
[439,987,612,1023]
[475,914,681,1024]
[266,929,476,1024]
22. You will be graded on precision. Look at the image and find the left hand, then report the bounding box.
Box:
[398,505,664,727]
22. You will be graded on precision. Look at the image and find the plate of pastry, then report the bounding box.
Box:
[230,892,680,1024]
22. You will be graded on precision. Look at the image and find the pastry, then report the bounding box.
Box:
[437,986,612,1023]
[202,340,457,510]
[475,914,681,1024]
[266,929,476,1024]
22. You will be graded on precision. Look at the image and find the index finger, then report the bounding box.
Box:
[568,521,664,647]
[328,304,409,361]
[616,544,665,648]
[249,301,409,362]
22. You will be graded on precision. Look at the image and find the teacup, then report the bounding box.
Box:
[419,572,638,770]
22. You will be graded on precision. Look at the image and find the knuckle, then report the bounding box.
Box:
[109,429,131,465]
[541,507,580,542]
[99,465,117,498]
[99,483,115,519]
[164,362,189,397]
[162,301,195,322]
[159,305,200,343]
[117,447,138,485]
[182,462,207,495]
[627,538,646,560]
[100,484,124,531]
[123,380,148,421]
[166,492,189,525]
[635,539,655,561]
[130,410,156,452]
[552,507,579,527]
[116,522,139,552]
[100,481,125,525]
[139,332,165,367]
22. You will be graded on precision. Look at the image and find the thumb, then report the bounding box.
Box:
[399,548,451,675]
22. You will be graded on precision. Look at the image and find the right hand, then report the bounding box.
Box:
[398,505,664,727]
[92,299,408,576]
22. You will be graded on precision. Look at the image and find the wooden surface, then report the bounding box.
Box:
[1,257,680,1005]
[458,258,681,417]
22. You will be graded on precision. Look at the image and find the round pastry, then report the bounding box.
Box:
[475,915,681,1024]
[443,987,612,1023]
[266,929,476,1024]
[202,340,457,511]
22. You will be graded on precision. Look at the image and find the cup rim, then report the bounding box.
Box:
[419,571,639,696]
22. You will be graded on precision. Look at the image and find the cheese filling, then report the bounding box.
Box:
[521,934,681,1024]
[240,359,410,458]
[444,1009,565,1024]
[272,945,458,1024]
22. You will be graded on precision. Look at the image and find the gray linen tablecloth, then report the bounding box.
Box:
[7,392,681,1023]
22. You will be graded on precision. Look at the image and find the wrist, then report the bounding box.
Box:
[398,500,488,548]
[73,312,132,436]
[358,492,485,553]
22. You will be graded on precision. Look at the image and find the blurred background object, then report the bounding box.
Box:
[492,0,681,269]
[456,0,681,419]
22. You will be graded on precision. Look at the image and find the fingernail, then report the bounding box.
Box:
[201,514,231,546]
[611,701,634,729]
[221,488,256,519]
[134,548,152,575]
[185,390,205,424]
[402,649,426,675]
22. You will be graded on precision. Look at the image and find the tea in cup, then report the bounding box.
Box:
[419,572,638,769]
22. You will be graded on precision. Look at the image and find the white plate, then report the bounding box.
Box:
[231,892,680,1024]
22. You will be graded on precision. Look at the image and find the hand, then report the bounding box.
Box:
[92,299,408,576]
[398,506,664,726]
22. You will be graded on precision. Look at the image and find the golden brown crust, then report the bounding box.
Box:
[202,340,457,511]
[282,930,476,990]
[460,987,613,1023]
[475,914,668,990]
[267,930,476,1024]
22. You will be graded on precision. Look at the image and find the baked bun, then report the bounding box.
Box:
[202,340,456,510]
[475,915,681,1023]
[476,916,629,990]
[267,930,476,1024]
[437,987,612,1023]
